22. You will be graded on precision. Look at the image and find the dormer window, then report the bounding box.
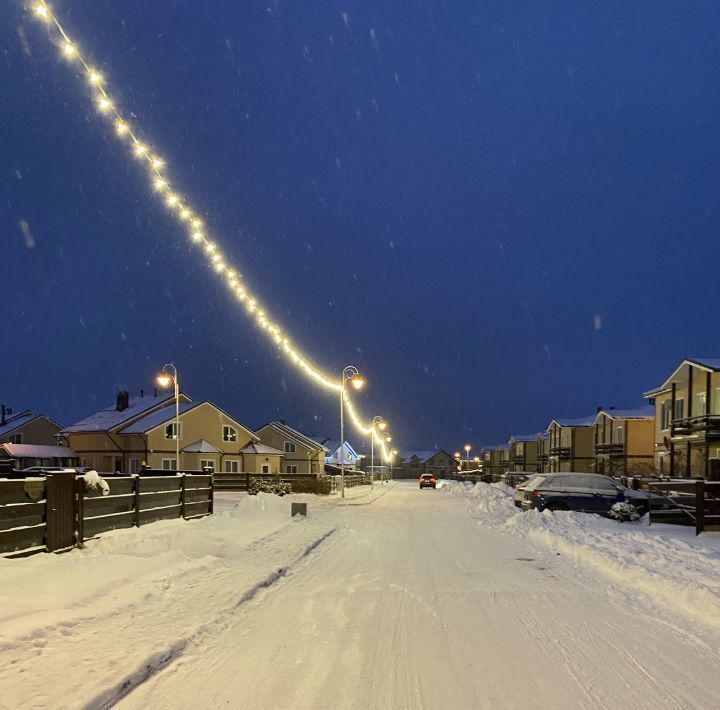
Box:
[223,425,238,442]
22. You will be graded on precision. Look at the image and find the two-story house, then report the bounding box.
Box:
[508,434,539,473]
[546,416,596,472]
[593,406,655,477]
[644,358,720,478]
[255,421,328,475]
[536,432,550,473]
[61,390,261,473]
[397,450,457,478]
[0,406,63,446]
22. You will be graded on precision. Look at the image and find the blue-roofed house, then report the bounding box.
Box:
[643,357,720,477]
[592,406,655,476]
[546,414,597,473]
[61,390,263,474]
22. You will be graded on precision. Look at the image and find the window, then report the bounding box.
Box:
[611,424,624,444]
[286,464,298,474]
[223,425,237,442]
[8,433,23,444]
[516,443,524,455]
[200,459,215,472]
[164,422,183,440]
[284,441,296,453]
[713,388,720,416]
[674,398,685,421]
[693,392,707,417]
[660,401,672,430]
[162,458,177,470]
[261,463,271,474]
[224,460,239,473]
[129,458,141,474]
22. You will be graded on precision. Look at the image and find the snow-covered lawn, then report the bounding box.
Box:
[1,481,719,709]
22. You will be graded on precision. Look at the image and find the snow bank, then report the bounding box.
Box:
[441,481,720,632]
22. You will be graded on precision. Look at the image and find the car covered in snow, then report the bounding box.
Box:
[513,474,542,507]
[419,473,437,489]
[518,472,665,516]
[501,470,534,488]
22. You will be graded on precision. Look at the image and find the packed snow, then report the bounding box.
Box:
[1,481,719,709]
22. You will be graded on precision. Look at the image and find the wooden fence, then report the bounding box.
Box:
[648,479,720,535]
[0,472,213,556]
[213,471,388,493]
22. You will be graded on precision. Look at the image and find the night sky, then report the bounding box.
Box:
[2,1,720,451]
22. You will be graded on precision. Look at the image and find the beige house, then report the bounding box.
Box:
[61,390,263,474]
[644,358,720,478]
[593,407,655,477]
[255,421,328,475]
[398,450,457,478]
[0,408,63,446]
[536,432,550,473]
[547,416,595,472]
[508,434,539,472]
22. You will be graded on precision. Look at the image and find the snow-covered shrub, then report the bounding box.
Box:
[609,501,641,522]
[248,478,292,496]
[82,469,110,496]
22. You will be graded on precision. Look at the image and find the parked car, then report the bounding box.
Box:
[419,473,437,489]
[514,474,542,507]
[519,472,667,516]
[501,470,533,487]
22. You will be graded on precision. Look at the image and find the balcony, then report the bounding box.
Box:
[549,447,571,459]
[671,415,720,440]
[595,442,625,456]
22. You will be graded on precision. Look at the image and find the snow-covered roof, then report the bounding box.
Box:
[257,421,329,452]
[508,434,536,443]
[0,410,38,437]
[536,432,549,440]
[119,401,202,434]
[240,443,284,456]
[63,393,182,433]
[182,439,223,454]
[594,406,655,423]
[0,443,77,459]
[548,415,596,429]
[401,450,437,462]
[653,357,720,393]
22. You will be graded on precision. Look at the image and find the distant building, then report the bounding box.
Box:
[0,406,63,447]
[593,406,655,476]
[507,434,539,473]
[546,416,596,473]
[398,450,456,479]
[255,421,328,475]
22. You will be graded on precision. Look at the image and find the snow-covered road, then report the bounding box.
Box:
[2,481,720,709]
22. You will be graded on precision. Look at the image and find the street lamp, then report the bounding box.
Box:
[390,449,398,480]
[340,365,365,498]
[371,416,386,488]
[464,444,471,472]
[156,363,180,471]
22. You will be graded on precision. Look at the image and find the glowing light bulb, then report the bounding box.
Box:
[166,194,178,207]
[153,177,167,191]
[151,157,164,169]
[133,143,147,157]
[33,4,50,20]
[97,97,112,113]
[114,120,128,136]
[179,208,190,220]
[205,243,216,254]
[213,262,225,272]
[88,71,103,85]
[212,253,221,263]
[62,42,76,58]
[191,231,203,242]
[191,219,203,229]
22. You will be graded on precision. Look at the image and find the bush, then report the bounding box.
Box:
[609,501,641,522]
[248,478,292,496]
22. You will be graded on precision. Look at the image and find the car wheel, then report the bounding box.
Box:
[546,502,568,512]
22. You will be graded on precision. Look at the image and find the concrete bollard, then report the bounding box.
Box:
[291,502,307,517]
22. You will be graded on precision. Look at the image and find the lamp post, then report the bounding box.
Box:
[156,363,180,471]
[464,444,471,472]
[340,365,365,498]
[390,449,397,480]
[371,416,386,488]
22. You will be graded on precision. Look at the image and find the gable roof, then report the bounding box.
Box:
[240,442,284,456]
[256,421,329,452]
[182,439,223,454]
[62,393,182,434]
[508,434,536,443]
[547,415,596,430]
[593,406,654,424]
[400,450,437,463]
[0,411,63,438]
[651,357,720,394]
[0,443,77,459]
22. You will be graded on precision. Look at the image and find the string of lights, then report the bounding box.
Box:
[28,1,395,461]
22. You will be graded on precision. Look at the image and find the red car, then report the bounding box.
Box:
[419,473,437,489]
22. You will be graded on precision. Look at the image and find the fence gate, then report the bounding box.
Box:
[46,474,77,552]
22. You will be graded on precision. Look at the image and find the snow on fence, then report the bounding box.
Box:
[0,472,213,556]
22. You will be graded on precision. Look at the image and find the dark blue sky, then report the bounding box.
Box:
[2,1,719,450]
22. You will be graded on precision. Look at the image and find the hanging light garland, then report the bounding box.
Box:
[27,1,394,458]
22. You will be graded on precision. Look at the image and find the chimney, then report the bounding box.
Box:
[153,387,158,397]
[280,419,286,425]
[140,388,144,398]
[1,404,6,426]
[116,390,129,412]
[596,405,603,413]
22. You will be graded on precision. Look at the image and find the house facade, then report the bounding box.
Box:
[61,390,262,473]
[254,421,328,475]
[536,432,549,473]
[508,434,539,472]
[398,450,457,478]
[644,358,720,478]
[0,408,63,446]
[593,407,655,477]
[547,416,596,472]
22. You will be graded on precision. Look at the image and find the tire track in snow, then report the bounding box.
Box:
[87,527,336,710]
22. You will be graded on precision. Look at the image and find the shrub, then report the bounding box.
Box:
[609,501,641,522]
[248,478,292,496]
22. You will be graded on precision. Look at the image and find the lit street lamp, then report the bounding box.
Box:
[156,363,180,471]
[464,444,471,472]
[371,416,386,488]
[340,365,365,498]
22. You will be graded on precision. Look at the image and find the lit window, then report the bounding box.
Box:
[164,422,183,440]
[223,425,237,442]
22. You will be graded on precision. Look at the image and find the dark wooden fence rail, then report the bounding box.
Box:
[649,479,720,535]
[0,472,213,556]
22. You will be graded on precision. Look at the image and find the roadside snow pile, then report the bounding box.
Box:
[442,481,720,632]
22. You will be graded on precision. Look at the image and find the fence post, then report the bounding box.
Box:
[133,474,141,528]
[209,473,214,515]
[180,474,187,520]
[696,479,705,536]
[246,471,250,493]
[75,476,85,546]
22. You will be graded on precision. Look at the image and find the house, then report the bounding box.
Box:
[398,450,457,479]
[536,432,550,473]
[480,445,507,478]
[61,390,261,473]
[546,416,596,473]
[324,440,361,467]
[254,421,328,475]
[593,406,655,477]
[0,443,79,469]
[0,406,64,446]
[643,358,720,478]
[507,434,539,473]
